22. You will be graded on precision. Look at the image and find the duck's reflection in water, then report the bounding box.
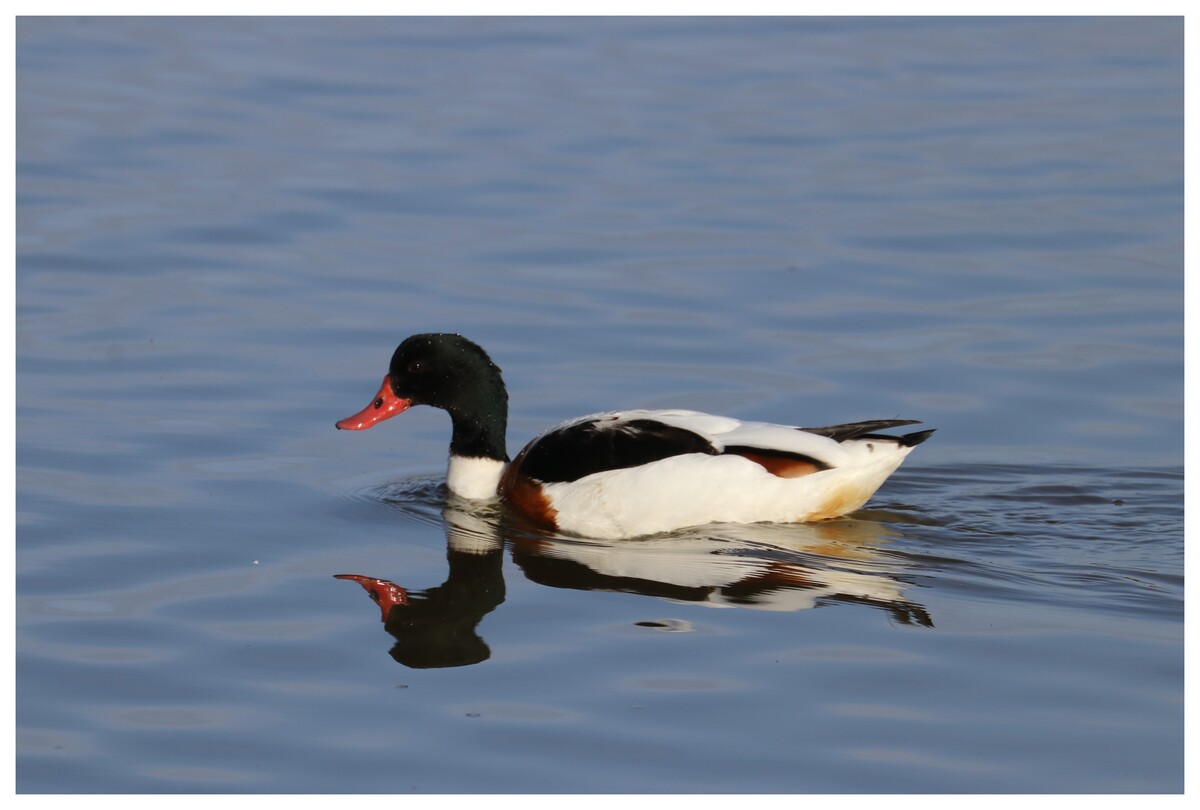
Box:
[337,494,932,669]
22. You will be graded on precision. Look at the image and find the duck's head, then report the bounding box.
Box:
[336,333,507,434]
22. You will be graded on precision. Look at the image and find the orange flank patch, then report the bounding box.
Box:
[727,449,823,479]
[499,457,559,530]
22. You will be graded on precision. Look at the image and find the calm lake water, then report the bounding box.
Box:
[15,17,1183,793]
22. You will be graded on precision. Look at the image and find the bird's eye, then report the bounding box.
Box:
[407,360,423,374]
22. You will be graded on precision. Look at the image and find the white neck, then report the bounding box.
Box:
[446,455,506,500]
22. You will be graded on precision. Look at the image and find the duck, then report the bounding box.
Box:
[336,333,934,540]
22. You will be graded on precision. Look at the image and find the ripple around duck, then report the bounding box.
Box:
[329,462,1182,599]
[331,473,448,525]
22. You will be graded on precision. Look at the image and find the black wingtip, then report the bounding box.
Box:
[899,428,936,447]
[801,419,923,443]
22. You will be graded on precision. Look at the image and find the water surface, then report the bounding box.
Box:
[16,17,1183,793]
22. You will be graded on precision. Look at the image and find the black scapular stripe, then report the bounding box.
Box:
[518,418,719,484]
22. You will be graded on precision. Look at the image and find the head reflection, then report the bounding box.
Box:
[337,504,505,669]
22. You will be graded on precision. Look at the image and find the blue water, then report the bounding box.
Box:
[15,17,1183,793]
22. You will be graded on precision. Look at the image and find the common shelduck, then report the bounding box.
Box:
[336,333,933,539]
